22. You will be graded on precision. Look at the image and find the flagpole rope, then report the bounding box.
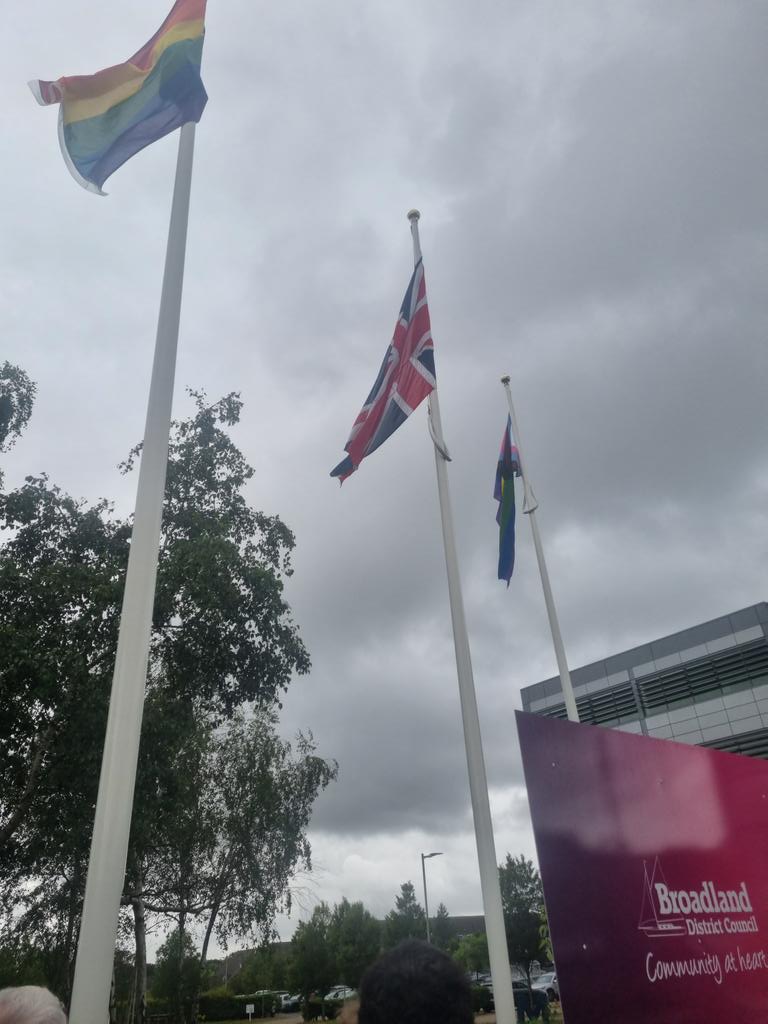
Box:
[428,401,452,461]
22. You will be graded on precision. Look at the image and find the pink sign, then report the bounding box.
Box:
[516,711,768,1022]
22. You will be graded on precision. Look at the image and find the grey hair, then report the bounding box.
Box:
[0,987,66,1024]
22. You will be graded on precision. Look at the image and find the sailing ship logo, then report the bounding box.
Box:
[638,858,687,938]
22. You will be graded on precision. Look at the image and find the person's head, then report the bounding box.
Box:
[0,987,66,1024]
[357,940,473,1024]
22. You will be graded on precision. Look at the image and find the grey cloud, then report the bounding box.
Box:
[3,0,766,931]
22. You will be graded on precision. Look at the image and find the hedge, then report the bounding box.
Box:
[301,997,344,1021]
[199,989,279,1021]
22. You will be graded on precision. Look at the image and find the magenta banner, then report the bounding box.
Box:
[516,711,768,1022]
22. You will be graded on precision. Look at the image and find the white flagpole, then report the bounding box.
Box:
[69,121,198,1024]
[501,375,579,723]
[408,211,517,1024]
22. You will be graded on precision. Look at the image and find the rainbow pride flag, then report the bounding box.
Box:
[30,0,208,194]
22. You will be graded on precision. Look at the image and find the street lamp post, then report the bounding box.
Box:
[421,851,443,943]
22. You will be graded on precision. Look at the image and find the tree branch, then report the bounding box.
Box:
[0,722,55,848]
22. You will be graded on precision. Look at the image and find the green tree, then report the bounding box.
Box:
[151,930,202,1024]
[124,695,211,1020]
[453,932,489,980]
[123,391,310,716]
[0,362,36,485]
[270,951,288,992]
[198,711,336,960]
[126,705,335,1023]
[430,902,453,952]
[498,854,546,985]
[383,882,425,948]
[0,941,47,989]
[0,392,334,1020]
[231,946,273,994]
[0,478,127,856]
[290,903,335,1002]
[232,942,290,995]
[329,899,381,988]
[121,392,317,1020]
[0,476,128,1002]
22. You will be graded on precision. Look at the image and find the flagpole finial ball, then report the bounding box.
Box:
[501,375,511,385]
[407,209,421,222]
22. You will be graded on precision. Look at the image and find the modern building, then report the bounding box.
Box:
[520,602,768,758]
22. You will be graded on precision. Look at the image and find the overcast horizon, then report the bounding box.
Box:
[3,0,767,956]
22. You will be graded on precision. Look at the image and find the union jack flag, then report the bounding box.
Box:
[331,259,436,482]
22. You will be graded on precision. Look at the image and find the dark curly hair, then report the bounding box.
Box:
[357,940,473,1024]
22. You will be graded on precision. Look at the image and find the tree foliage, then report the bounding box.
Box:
[134,708,337,960]
[498,854,546,983]
[232,944,288,995]
[0,478,127,858]
[0,477,128,999]
[123,391,310,716]
[288,896,382,1000]
[329,899,381,989]
[0,362,36,483]
[383,882,425,948]
[152,930,203,1021]
[0,941,48,989]
[453,932,489,978]
[289,903,335,1001]
[0,387,335,1020]
[430,902,453,952]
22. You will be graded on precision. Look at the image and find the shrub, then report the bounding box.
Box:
[198,991,243,1021]
[301,996,344,1021]
[471,985,494,1013]
[145,995,170,1018]
[198,988,279,1020]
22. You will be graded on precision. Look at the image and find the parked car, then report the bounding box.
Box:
[469,979,548,1021]
[280,992,302,1011]
[532,972,559,1002]
[324,986,357,1002]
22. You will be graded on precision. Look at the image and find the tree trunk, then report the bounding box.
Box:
[189,897,222,1024]
[190,860,231,1024]
[176,911,187,1024]
[0,722,55,849]
[132,869,148,1024]
[62,855,82,1005]
[199,890,223,966]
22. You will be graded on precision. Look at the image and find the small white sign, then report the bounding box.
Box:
[246,1005,254,1017]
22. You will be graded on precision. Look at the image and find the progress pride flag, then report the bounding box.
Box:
[516,711,768,1023]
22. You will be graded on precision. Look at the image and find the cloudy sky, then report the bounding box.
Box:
[3,0,767,952]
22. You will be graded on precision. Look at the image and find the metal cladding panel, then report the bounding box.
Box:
[729,606,762,631]
[517,711,768,1023]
